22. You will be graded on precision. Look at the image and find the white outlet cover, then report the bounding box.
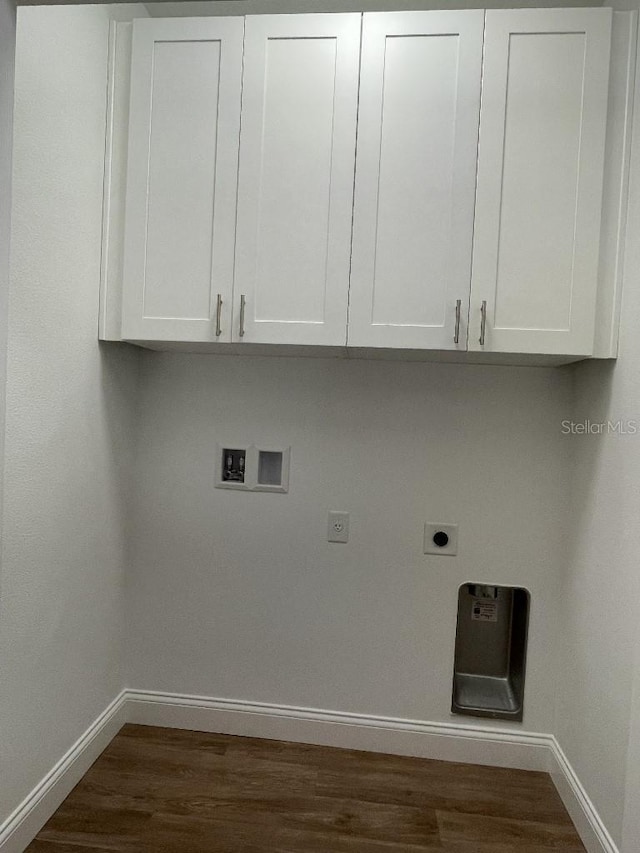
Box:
[328,511,350,543]
[424,522,458,556]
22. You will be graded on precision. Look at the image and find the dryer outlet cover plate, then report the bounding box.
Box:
[424,522,459,556]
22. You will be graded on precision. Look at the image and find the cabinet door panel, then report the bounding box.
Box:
[234,14,360,345]
[348,12,484,350]
[469,9,611,355]
[121,18,243,342]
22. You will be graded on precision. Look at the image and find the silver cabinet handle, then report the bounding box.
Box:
[239,294,246,338]
[215,293,223,337]
[479,300,487,346]
[454,298,462,345]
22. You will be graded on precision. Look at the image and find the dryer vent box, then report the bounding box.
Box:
[452,583,530,722]
[255,448,290,493]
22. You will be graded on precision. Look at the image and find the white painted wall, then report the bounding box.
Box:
[145,0,602,16]
[554,2,640,849]
[622,633,640,850]
[1,4,638,852]
[558,355,640,847]
[0,0,14,566]
[127,354,569,731]
[0,5,141,826]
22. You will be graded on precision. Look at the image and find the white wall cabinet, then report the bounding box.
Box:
[233,14,360,346]
[107,8,628,364]
[469,9,612,356]
[348,11,483,351]
[121,18,244,343]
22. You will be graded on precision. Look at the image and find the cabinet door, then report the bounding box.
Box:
[121,18,243,342]
[233,14,360,345]
[348,11,484,350]
[469,9,611,356]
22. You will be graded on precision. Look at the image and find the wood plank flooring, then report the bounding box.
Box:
[26,724,586,852]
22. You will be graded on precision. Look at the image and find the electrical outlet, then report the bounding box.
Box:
[424,522,459,556]
[328,511,350,543]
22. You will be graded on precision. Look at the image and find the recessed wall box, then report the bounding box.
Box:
[255,447,290,493]
[216,446,251,490]
[452,583,530,722]
[215,445,290,493]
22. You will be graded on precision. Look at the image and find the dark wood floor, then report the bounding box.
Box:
[26,724,586,852]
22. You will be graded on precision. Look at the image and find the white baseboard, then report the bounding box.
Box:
[126,690,619,853]
[0,688,619,853]
[549,737,620,853]
[126,688,553,771]
[0,691,128,853]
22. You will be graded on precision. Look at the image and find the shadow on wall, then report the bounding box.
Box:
[562,356,617,582]
[559,357,616,551]
[98,340,141,552]
[570,358,615,427]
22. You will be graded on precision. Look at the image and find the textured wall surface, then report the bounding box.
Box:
[559,354,640,847]
[0,5,140,825]
[127,353,570,732]
[0,0,14,557]
[142,0,603,16]
[554,2,640,848]
[3,4,640,852]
